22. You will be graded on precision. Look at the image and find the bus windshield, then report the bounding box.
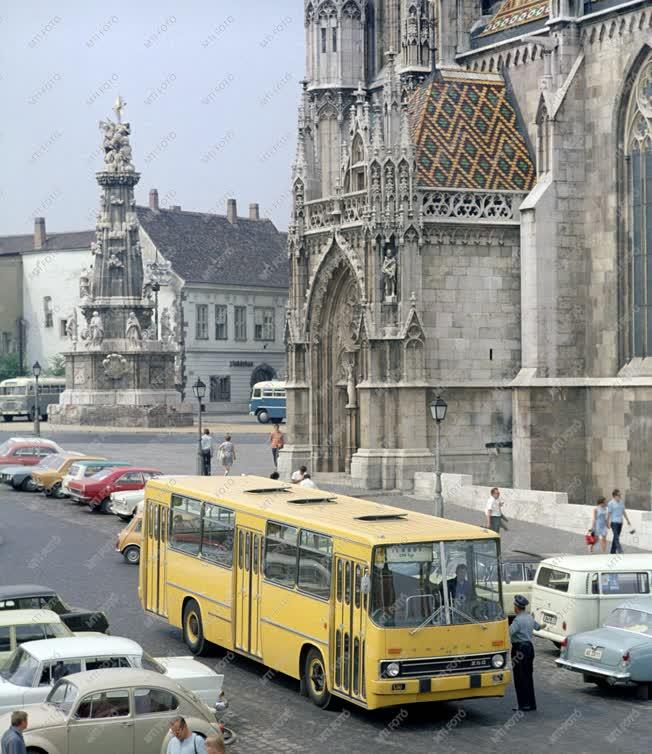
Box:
[3,386,27,396]
[370,539,503,628]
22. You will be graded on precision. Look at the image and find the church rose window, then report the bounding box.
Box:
[626,55,652,357]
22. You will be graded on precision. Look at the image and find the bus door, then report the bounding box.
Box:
[144,501,168,617]
[234,527,263,657]
[332,557,367,702]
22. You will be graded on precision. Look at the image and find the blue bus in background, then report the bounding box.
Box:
[249,381,286,424]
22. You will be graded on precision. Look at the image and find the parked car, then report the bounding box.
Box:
[115,513,143,564]
[0,636,227,714]
[67,466,161,512]
[32,453,98,497]
[0,609,72,661]
[0,453,71,491]
[0,437,63,470]
[0,668,228,754]
[110,489,145,520]
[61,458,133,498]
[557,598,652,699]
[0,585,109,634]
[531,554,652,645]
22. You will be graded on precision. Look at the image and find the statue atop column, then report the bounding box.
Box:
[382,245,397,302]
[89,311,104,346]
[125,311,142,344]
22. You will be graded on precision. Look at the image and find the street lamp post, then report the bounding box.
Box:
[32,361,42,437]
[192,378,206,475]
[430,395,448,518]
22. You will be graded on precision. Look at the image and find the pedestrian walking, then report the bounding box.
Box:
[291,465,307,484]
[200,428,213,476]
[299,473,317,488]
[607,489,632,554]
[217,435,236,476]
[167,716,206,753]
[205,733,226,754]
[1,710,28,754]
[588,496,609,553]
[509,595,540,712]
[485,487,505,533]
[269,423,285,469]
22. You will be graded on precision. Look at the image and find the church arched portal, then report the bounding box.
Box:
[310,260,362,473]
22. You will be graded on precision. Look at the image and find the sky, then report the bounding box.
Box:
[0,0,303,234]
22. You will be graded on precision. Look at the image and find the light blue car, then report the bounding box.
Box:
[557,597,652,699]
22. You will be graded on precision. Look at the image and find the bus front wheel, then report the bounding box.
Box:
[183,599,207,656]
[257,410,270,424]
[305,648,332,709]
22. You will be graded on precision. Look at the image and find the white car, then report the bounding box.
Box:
[0,635,227,715]
[109,489,144,520]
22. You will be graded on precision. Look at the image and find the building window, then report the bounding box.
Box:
[59,319,67,338]
[215,305,227,340]
[254,307,275,341]
[332,27,337,52]
[195,304,208,340]
[321,27,327,53]
[43,297,53,328]
[234,306,247,341]
[625,55,652,357]
[210,375,231,402]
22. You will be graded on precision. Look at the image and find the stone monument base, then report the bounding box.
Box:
[49,400,193,428]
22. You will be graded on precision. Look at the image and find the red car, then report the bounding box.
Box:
[0,437,64,468]
[67,466,162,512]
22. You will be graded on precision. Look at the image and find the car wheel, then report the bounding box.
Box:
[221,725,236,746]
[20,477,36,492]
[305,648,332,708]
[2,415,12,422]
[183,599,208,655]
[123,545,140,565]
[52,482,65,499]
[118,513,133,522]
[96,497,111,513]
[257,410,270,424]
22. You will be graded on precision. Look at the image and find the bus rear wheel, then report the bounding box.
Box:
[183,599,208,656]
[305,648,332,709]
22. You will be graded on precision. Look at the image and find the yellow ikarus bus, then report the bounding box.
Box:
[139,475,510,710]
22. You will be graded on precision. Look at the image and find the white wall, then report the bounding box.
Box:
[21,248,89,369]
[184,284,287,413]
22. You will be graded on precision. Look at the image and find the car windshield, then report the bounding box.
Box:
[140,652,165,674]
[605,608,652,636]
[0,441,14,456]
[90,469,115,480]
[370,539,504,628]
[0,647,40,686]
[46,679,78,713]
[39,454,66,470]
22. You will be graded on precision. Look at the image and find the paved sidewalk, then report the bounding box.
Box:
[312,477,648,556]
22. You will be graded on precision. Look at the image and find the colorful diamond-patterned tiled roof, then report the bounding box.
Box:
[480,0,549,36]
[410,75,535,192]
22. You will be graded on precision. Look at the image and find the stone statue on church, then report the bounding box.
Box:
[89,311,104,346]
[125,311,142,344]
[382,246,397,301]
[160,307,172,341]
[343,357,357,408]
[79,268,91,301]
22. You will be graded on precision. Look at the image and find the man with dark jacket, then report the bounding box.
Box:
[1,710,28,754]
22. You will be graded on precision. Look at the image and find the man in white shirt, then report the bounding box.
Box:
[299,473,317,489]
[291,465,307,484]
[167,717,206,754]
[485,487,504,533]
[200,429,213,476]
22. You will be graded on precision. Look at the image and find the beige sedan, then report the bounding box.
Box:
[0,668,223,754]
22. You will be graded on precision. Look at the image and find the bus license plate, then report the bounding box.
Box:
[584,647,603,660]
[542,613,557,625]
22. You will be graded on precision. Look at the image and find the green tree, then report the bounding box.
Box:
[0,353,23,382]
[46,354,66,377]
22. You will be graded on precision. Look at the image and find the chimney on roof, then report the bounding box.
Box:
[149,189,160,211]
[170,205,181,211]
[34,217,46,249]
[227,198,237,224]
[249,203,260,221]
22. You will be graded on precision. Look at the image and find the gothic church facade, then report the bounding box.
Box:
[281,0,652,508]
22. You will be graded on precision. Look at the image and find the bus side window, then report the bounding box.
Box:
[337,560,343,602]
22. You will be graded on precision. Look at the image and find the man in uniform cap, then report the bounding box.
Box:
[509,594,541,711]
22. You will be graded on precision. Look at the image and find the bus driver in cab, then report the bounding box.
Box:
[447,564,472,603]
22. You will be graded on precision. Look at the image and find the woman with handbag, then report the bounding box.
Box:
[588,497,608,553]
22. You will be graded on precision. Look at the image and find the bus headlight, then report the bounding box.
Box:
[386,662,400,677]
[491,654,505,669]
